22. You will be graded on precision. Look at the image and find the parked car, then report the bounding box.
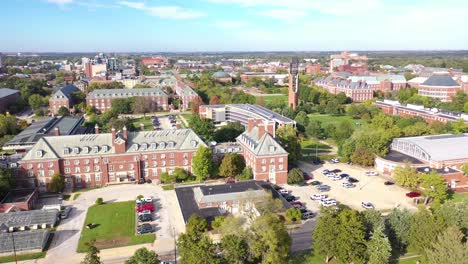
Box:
[143,197,153,203]
[60,206,72,219]
[331,169,342,173]
[310,180,321,186]
[285,196,296,202]
[279,189,289,195]
[341,182,355,188]
[321,169,330,175]
[138,213,152,222]
[136,203,154,212]
[137,224,154,234]
[310,194,328,200]
[146,179,152,184]
[316,185,331,191]
[302,211,315,219]
[361,202,375,210]
[138,178,145,184]
[320,199,337,207]
[329,158,339,164]
[366,171,379,176]
[326,172,337,177]
[330,175,342,181]
[384,181,395,185]
[290,201,303,206]
[348,177,359,183]
[339,173,349,179]
[406,192,421,198]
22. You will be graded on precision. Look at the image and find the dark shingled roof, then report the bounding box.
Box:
[55,84,80,98]
[421,75,460,87]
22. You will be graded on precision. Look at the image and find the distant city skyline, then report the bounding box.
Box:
[2,0,468,52]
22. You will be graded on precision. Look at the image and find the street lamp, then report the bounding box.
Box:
[0,223,17,264]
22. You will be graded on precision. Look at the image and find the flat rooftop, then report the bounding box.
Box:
[0,229,50,254]
[1,189,36,204]
[383,151,424,164]
[0,209,58,228]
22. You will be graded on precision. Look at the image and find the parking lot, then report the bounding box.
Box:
[286,161,418,212]
[154,115,178,130]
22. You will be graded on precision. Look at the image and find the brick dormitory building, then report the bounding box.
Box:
[17,127,206,191]
[86,88,169,113]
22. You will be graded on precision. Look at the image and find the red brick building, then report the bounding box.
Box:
[418,73,462,102]
[17,128,206,192]
[49,84,81,115]
[0,188,39,213]
[236,119,288,184]
[86,88,169,113]
[175,81,199,111]
[374,100,468,124]
[305,64,322,75]
[141,57,168,69]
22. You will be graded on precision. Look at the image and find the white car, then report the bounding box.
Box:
[326,172,337,177]
[321,199,337,206]
[366,171,379,176]
[329,158,339,164]
[143,197,153,203]
[310,194,328,200]
[361,202,375,209]
[330,175,342,181]
[321,169,330,176]
[279,189,289,195]
[341,182,355,188]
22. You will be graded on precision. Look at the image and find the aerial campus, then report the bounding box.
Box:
[1,1,468,264]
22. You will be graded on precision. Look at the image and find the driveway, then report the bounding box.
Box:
[40,184,184,264]
[291,161,417,212]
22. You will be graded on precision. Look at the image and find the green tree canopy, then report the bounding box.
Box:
[189,115,215,141]
[48,173,65,193]
[287,168,304,184]
[0,168,15,199]
[58,106,70,116]
[419,170,448,205]
[81,240,101,264]
[367,226,392,264]
[172,168,189,182]
[276,125,302,163]
[191,146,216,181]
[409,207,444,254]
[393,164,421,189]
[219,153,245,178]
[285,207,302,222]
[425,226,468,264]
[220,234,249,264]
[125,248,160,264]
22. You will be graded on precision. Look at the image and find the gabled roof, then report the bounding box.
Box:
[421,75,460,87]
[236,127,287,156]
[54,84,80,99]
[87,88,167,99]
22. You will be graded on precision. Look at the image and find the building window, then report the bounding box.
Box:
[170,160,174,166]
[94,166,100,172]
[84,159,90,165]
[152,161,157,167]
[262,159,266,164]
[279,164,284,170]
[64,160,70,165]
[143,162,148,168]
[161,161,166,166]
[170,153,174,158]
[94,158,99,164]
[27,164,33,169]
[109,165,114,172]
[161,154,166,159]
[48,162,54,168]
[37,163,43,169]
[279,158,284,163]
[129,164,134,170]
[75,167,80,173]
[73,147,80,154]
[85,175,91,183]
[85,166,90,172]
[183,153,188,158]
[48,170,54,176]
[143,155,148,160]
[262,166,266,172]
[64,148,70,155]
[27,171,34,177]
[270,159,275,164]
[183,159,189,165]
[65,168,70,173]
[36,150,43,158]
[74,160,80,165]
[76,176,81,183]
[95,173,101,182]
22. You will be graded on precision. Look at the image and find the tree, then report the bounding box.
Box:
[58,106,70,116]
[220,234,249,264]
[393,164,420,189]
[409,207,444,254]
[173,168,189,182]
[249,213,291,263]
[213,122,244,142]
[287,168,304,184]
[160,172,175,184]
[255,193,284,215]
[0,168,15,199]
[461,164,468,176]
[28,94,45,110]
[48,173,65,193]
[367,226,392,264]
[95,197,104,205]
[211,216,225,230]
[81,240,101,264]
[111,98,133,114]
[189,115,215,141]
[237,166,253,180]
[191,146,216,181]
[313,207,341,263]
[362,209,384,237]
[285,207,302,222]
[435,200,468,230]
[419,170,448,204]
[177,215,219,264]
[306,120,322,138]
[385,208,412,254]
[334,208,367,264]
[209,95,220,105]
[332,121,354,143]
[294,111,309,131]
[276,125,301,163]
[350,147,375,166]
[219,153,245,178]
[125,247,160,264]
[132,97,153,115]
[425,226,468,264]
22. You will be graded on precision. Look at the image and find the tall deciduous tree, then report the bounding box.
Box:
[409,207,444,254]
[189,115,215,141]
[393,164,421,189]
[81,240,101,264]
[132,97,153,115]
[334,208,367,264]
[419,170,448,204]
[58,106,70,116]
[313,207,340,263]
[249,213,291,263]
[276,125,302,163]
[287,168,304,184]
[219,153,245,178]
[192,146,216,181]
[367,226,392,264]
[220,234,249,264]
[385,208,412,254]
[425,226,468,264]
[125,247,160,264]
[0,168,15,199]
[48,173,65,193]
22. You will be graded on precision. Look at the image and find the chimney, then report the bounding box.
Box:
[111,127,116,139]
[123,126,128,140]
[258,123,266,139]
[247,119,255,132]
[54,127,60,136]
[95,124,99,134]
[140,123,145,131]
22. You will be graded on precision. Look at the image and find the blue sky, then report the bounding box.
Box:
[2,0,468,52]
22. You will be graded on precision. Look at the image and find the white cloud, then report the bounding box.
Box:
[257,9,307,22]
[118,1,205,19]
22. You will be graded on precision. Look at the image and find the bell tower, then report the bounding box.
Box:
[288,57,299,109]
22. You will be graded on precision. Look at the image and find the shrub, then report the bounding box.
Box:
[287,168,304,184]
[285,207,302,222]
[95,197,104,205]
[136,195,144,200]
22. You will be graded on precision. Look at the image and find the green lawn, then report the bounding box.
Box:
[0,252,46,263]
[262,94,288,104]
[308,113,367,130]
[162,184,175,191]
[77,201,155,252]
[131,117,155,131]
[300,138,332,150]
[448,192,468,203]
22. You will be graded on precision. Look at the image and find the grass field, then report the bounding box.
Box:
[262,94,288,105]
[0,252,46,263]
[308,113,367,130]
[77,201,155,252]
[131,117,155,131]
[300,138,332,150]
[448,191,468,203]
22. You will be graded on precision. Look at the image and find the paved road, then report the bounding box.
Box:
[290,219,316,252]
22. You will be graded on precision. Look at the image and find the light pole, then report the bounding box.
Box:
[0,223,17,264]
[173,227,177,264]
